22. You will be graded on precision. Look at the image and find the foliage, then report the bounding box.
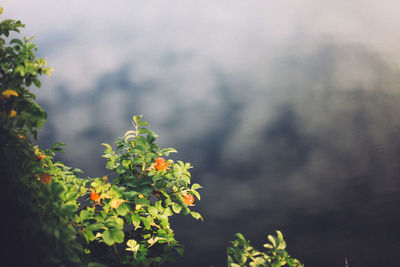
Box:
[0,8,52,139]
[0,7,202,266]
[0,7,82,266]
[227,231,304,267]
[0,7,304,267]
[77,115,203,266]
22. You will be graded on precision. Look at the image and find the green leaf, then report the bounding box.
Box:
[263,243,273,249]
[175,247,184,257]
[161,147,178,155]
[132,157,144,164]
[268,235,278,248]
[86,223,105,232]
[132,214,141,229]
[191,183,203,190]
[124,191,138,200]
[192,190,201,200]
[254,257,266,265]
[116,203,130,216]
[79,210,90,222]
[15,65,25,76]
[146,130,158,143]
[126,179,139,188]
[235,233,246,242]
[148,206,158,217]
[133,115,143,125]
[122,159,131,169]
[123,130,136,138]
[102,229,124,246]
[180,175,191,184]
[105,216,124,229]
[138,128,149,135]
[138,121,148,126]
[83,230,96,242]
[33,78,41,88]
[190,211,203,221]
[163,207,173,216]
[135,197,150,206]
[158,214,169,228]
[126,239,140,253]
[106,161,118,170]
[172,203,182,214]
[135,136,147,147]
[147,236,160,247]
[101,143,112,150]
[124,134,136,142]
[155,200,163,212]
[140,217,151,230]
[64,190,78,202]
[10,38,23,46]
[51,142,66,152]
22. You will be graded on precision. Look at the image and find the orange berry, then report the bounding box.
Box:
[38,154,46,160]
[154,157,167,170]
[40,173,52,185]
[90,192,100,202]
[183,193,195,205]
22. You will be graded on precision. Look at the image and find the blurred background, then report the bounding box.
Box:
[3,1,400,266]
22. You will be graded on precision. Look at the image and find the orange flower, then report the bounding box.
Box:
[1,109,17,118]
[183,193,195,206]
[9,109,17,118]
[90,192,100,202]
[154,157,167,170]
[1,89,19,99]
[38,154,46,160]
[40,173,52,185]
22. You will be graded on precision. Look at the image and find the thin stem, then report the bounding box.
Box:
[113,245,121,263]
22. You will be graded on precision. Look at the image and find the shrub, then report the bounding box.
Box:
[1,7,302,266]
[79,115,203,266]
[0,7,202,266]
[227,231,303,267]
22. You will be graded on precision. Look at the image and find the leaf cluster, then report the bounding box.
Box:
[227,231,304,267]
[75,115,203,266]
[0,8,83,264]
[0,8,52,138]
[1,7,204,265]
[0,7,305,267]
[0,131,86,265]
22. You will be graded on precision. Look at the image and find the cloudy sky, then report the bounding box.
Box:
[3,1,400,266]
